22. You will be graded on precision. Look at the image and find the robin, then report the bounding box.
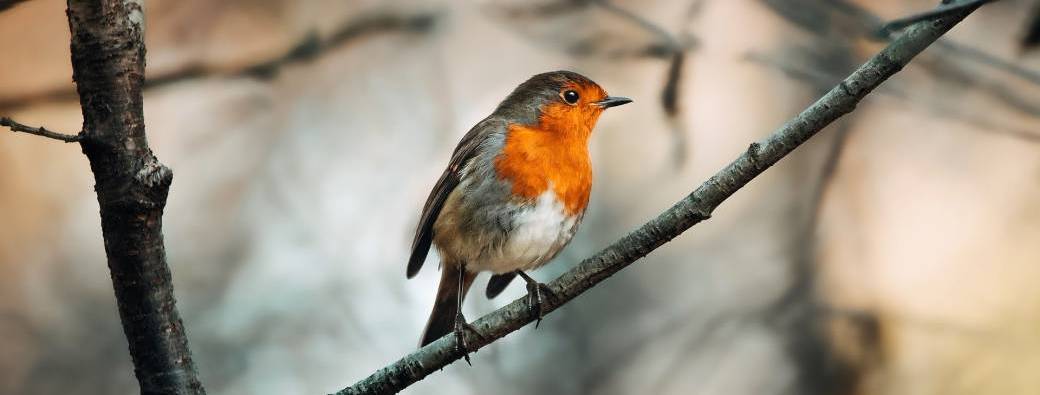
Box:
[407,70,631,358]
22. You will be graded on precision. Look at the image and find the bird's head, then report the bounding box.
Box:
[493,70,631,139]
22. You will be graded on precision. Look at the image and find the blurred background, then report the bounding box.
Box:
[1,0,1039,394]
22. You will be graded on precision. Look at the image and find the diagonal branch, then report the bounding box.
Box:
[0,116,81,142]
[843,0,1040,108]
[744,52,1040,143]
[333,2,985,394]
[764,0,1040,112]
[879,0,999,35]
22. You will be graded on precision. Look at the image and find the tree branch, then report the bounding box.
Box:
[879,0,998,35]
[744,51,1040,143]
[845,0,1040,110]
[764,0,1040,103]
[0,10,438,111]
[0,116,81,142]
[65,1,205,394]
[148,11,438,84]
[334,2,985,394]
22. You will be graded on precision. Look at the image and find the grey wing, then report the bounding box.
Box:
[406,118,503,278]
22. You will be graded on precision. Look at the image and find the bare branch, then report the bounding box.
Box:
[0,10,438,111]
[764,0,1040,99]
[65,1,205,394]
[870,3,1040,93]
[745,52,1040,143]
[169,11,437,82]
[0,116,81,142]
[879,0,999,35]
[334,3,984,394]
[866,0,1040,110]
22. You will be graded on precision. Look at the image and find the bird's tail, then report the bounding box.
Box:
[419,263,477,347]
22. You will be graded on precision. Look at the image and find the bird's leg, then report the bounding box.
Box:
[516,270,557,328]
[453,266,485,365]
[453,313,483,366]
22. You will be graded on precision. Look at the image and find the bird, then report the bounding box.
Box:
[407,70,631,360]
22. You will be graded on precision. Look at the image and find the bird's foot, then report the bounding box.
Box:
[516,271,557,328]
[453,312,486,366]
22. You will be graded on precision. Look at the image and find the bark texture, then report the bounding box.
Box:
[334,2,982,394]
[65,1,205,394]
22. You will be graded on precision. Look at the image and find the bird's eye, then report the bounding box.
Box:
[561,90,580,105]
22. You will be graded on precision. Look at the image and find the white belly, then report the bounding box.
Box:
[469,190,579,273]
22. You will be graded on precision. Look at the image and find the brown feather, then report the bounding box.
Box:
[419,264,477,346]
[407,119,498,278]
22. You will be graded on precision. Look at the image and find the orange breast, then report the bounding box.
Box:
[493,114,593,216]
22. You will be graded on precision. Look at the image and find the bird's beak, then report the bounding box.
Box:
[594,96,633,109]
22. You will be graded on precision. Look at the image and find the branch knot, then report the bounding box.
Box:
[135,160,173,189]
[746,142,762,169]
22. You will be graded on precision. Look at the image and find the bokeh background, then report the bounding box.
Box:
[2,0,1039,394]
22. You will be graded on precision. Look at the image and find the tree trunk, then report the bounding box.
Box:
[65,1,205,394]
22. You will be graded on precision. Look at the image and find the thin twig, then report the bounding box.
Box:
[0,116,81,142]
[879,0,999,35]
[334,4,983,394]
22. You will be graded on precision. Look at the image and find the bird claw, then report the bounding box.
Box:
[453,312,486,366]
[517,271,557,328]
